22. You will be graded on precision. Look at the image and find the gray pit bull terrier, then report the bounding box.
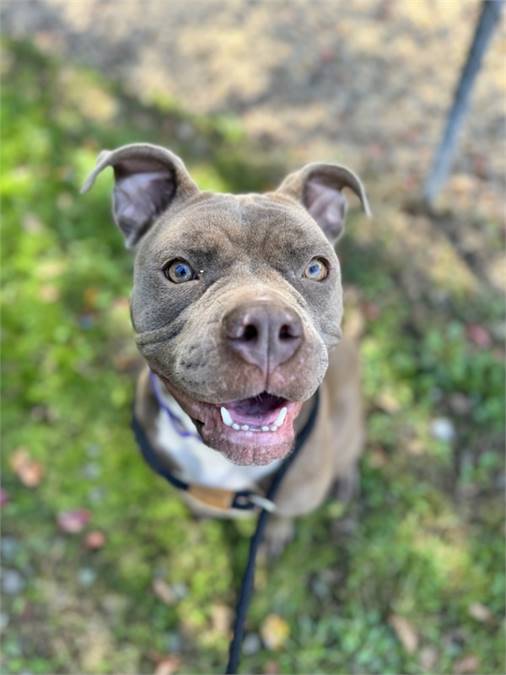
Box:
[82,143,370,552]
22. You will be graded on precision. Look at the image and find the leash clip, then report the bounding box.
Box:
[248,494,277,513]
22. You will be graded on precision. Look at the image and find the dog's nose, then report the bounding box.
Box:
[224,303,303,374]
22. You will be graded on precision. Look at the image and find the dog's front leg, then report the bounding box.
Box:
[263,514,295,558]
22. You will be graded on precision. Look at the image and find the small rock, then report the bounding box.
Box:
[1,537,19,561]
[78,567,97,587]
[88,488,105,504]
[82,462,101,479]
[454,654,479,674]
[165,631,183,653]
[86,444,100,457]
[242,633,261,655]
[172,582,187,600]
[2,569,25,595]
[431,417,456,442]
[0,612,10,631]
[449,394,472,415]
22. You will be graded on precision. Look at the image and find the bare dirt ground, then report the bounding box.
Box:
[2,0,505,199]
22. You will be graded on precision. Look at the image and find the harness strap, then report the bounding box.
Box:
[131,412,265,512]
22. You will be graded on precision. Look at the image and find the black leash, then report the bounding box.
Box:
[225,391,320,674]
[131,388,320,674]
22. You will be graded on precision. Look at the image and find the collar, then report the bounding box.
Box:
[131,374,320,513]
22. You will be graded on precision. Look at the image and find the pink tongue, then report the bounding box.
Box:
[227,394,284,425]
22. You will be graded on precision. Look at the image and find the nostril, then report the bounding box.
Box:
[279,324,293,340]
[278,323,301,341]
[241,323,258,342]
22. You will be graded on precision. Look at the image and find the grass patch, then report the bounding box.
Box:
[1,39,504,674]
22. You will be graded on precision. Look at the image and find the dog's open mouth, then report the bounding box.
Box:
[220,393,291,433]
[159,377,304,465]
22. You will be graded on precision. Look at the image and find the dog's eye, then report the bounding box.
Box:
[163,259,197,283]
[303,257,329,281]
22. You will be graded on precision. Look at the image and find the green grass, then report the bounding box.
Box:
[1,39,504,674]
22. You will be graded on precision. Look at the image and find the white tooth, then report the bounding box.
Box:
[261,425,270,432]
[241,425,250,431]
[270,425,277,432]
[274,406,287,427]
[220,406,233,427]
[232,423,240,430]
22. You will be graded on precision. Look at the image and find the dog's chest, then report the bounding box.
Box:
[155,390,281,491]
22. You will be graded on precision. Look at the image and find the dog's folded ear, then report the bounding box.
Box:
[277,162,371,243]
[81,143,199,248]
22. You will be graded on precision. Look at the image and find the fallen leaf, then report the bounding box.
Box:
[468,602,493,623]
[389,615,419,654]
[211,603,231,634]
[0,488,9,507]
[419,646,438,670]
[376,390,401,414]
[466,324,492,349]
[369,447,388,468]
[39,284,60,302]
[264,660,280,675]
[154,656,181,675]
[261,614,290,651]
[83,287,99,310]
[454,654,479,674]
[57,509,91,534]
[10,449,44,487]
[152,578,177,605]
[362,301,381,320]
[449,394,472,415]
[85,530,106,550]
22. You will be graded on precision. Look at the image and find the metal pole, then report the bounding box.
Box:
[423,0,504,205]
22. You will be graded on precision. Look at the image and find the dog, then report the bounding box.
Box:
[82,143,370,553]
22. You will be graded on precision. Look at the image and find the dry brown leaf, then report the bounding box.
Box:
[39,284,60,302]
[57,509,91,534]
[154,656,181,675]
[389,615,419,654]
[466,324,492,349]
[0,487,9,507]
[10,449,44,487]
[468,602,493,623]
[419,646,438,670]
[85,530,106,550]
[211,603,232,634]
[152,578,177,605]
[83,287,99,310]
[261,614,290,651]
[376,390,402,414]
[263,660,280,674]
[454,654,479,674]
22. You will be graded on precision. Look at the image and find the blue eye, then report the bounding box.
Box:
[304,257,329,281]
[163,259,197,283]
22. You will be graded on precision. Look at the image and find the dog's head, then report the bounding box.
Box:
[82,143,369,465]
